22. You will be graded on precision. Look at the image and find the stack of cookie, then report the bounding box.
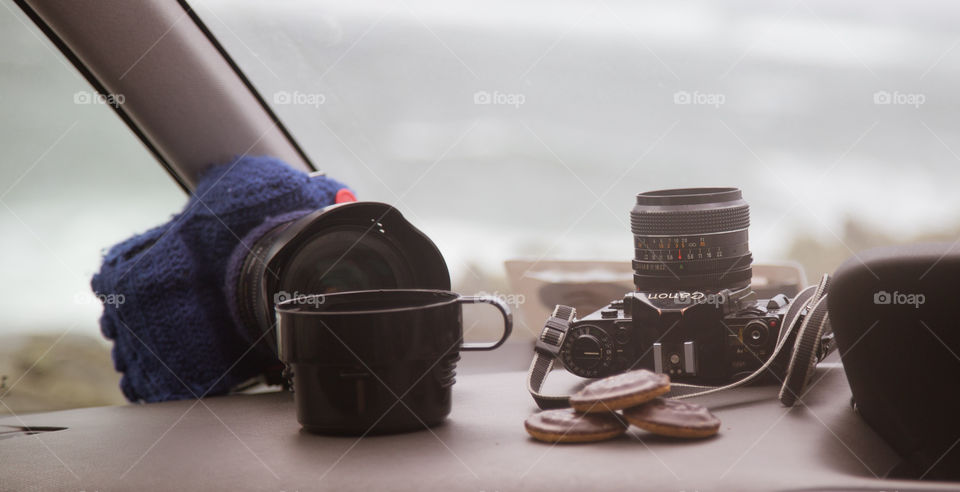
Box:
[525,369,721,443]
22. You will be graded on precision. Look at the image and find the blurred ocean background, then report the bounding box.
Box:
[3,0,960,411]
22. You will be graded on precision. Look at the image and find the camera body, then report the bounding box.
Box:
[557,288,794,384]
[530,188,830,409]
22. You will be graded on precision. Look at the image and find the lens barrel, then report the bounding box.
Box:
[631,187,752,291]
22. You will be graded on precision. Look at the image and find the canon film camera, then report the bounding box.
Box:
[545,188,799,385]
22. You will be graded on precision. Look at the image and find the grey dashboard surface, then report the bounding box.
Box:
[0,354,955,492]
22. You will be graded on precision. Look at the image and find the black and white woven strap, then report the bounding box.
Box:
[528,305,576,409]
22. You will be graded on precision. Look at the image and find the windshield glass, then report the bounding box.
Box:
[1,7,184,413]
[2,0,959,417]
[190,0,960,285]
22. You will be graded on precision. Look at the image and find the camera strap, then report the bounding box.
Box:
[527,305,579,409]
[527,275,834,409]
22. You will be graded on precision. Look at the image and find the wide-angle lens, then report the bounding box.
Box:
[235,202,450,359]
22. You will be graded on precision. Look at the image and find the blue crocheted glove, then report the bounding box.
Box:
[91,156,353,402]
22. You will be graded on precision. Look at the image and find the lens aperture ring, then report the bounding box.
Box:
[634,242,750,262]
[633,268,753,291]
[635,228,748,249]
[634,246,750,264]
[632,253,753,276]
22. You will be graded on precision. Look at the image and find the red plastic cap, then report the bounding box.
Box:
[335,188,357,203]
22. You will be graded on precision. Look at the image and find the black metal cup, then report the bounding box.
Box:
[275,289,512,435]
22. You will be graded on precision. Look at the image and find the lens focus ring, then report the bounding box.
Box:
[630,206,750,236]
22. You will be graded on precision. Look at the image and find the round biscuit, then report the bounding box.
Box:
[622,398,721,439]
[524,408,627,443]
[569,369,670,413]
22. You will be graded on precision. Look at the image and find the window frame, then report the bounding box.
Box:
[15,0,316,192]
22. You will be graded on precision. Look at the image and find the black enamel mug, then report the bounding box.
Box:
[275,289,512,434]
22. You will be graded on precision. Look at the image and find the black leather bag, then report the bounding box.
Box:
[831,243,960,480]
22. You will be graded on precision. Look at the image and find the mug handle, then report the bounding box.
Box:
[458,296,513,351]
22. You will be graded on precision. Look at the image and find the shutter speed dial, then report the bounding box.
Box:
[560,325,614,378]
[572,335,602,368]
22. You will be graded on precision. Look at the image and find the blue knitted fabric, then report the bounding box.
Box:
[91,156,351,402]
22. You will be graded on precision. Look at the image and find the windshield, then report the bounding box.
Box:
[0,6,184,413]
[190,0,960,283]
[4,0,960,416]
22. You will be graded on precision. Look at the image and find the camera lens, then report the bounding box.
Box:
[630,187,752,291]
[235,202,450,360]
[280,226,413,294]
